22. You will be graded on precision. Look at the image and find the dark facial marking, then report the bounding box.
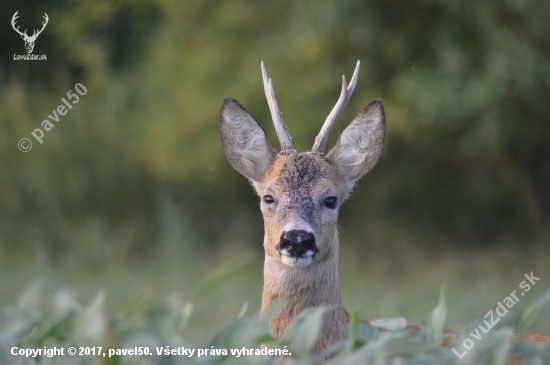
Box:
[279,154,325,193]
[275,154,327,226]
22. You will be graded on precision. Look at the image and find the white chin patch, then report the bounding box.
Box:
[280,251,314,268]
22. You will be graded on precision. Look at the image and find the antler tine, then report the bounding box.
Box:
[34,13,49,38]
[11,11,28,37]
[11,11,19,27]
[312,61,360,153]
[261,61,294,152]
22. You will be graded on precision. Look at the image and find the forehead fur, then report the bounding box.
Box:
[263,152,339,194]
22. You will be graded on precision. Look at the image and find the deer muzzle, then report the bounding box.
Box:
[277,230,318,267]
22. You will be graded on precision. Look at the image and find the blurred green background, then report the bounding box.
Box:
[1,0,549,343]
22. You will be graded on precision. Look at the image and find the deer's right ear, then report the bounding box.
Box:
[219,98,277,183]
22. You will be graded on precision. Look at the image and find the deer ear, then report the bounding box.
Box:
[327,99,386,194]
[219,98,277,184]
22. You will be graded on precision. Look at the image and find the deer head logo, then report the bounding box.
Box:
[11,11,49,54]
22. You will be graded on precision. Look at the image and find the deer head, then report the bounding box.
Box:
[12,11,49,54]
[219,61,386,350]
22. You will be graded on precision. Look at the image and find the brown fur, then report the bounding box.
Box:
[257,153,349,351]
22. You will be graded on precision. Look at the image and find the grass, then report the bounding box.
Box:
[1,252,549,365]
[1,241,549,348]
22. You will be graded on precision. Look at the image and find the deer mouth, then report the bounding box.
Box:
[280,249,316,267]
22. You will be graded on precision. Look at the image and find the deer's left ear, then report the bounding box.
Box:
[327,99,386,194]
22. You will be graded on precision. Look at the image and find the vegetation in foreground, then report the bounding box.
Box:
[1,282,549,365]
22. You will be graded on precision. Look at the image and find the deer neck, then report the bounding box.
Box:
[261,236,349,350]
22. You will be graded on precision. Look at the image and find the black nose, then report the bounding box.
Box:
[277,230,318,257]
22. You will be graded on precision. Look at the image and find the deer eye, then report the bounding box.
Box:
[263,195,275,204]
[324,196,337,209]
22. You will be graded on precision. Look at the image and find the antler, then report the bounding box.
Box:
[261,62,294,152]
[11,11,29,38]
[29,13,49,40]
[311,61,360,153]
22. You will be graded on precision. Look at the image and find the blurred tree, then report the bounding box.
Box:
[1,0,548,262]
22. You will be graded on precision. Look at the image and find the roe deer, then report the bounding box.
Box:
[218,61,550,356]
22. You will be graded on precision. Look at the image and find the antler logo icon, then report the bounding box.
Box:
[11,10,49,54]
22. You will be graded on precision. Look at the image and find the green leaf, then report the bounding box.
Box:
[354,322,383,342]
[491,328,514,365]
[517,290,550,334]
[73,291,106,346]
[149,301,193,339]
[344,310,359,353]
[317,338,347,360]
[369,317,408,331]
[238,302,248,318]
[15,281,42,320]
[420,283,447,347]
[175,302,193,334]
[283,306,333,358]
[209,316,248,349]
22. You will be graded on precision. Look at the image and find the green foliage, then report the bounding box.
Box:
[420,283,447,347]
[517,291,550,335]
[1,284,549,365]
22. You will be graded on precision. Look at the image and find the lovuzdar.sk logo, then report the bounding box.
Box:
[12,10,48,61]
